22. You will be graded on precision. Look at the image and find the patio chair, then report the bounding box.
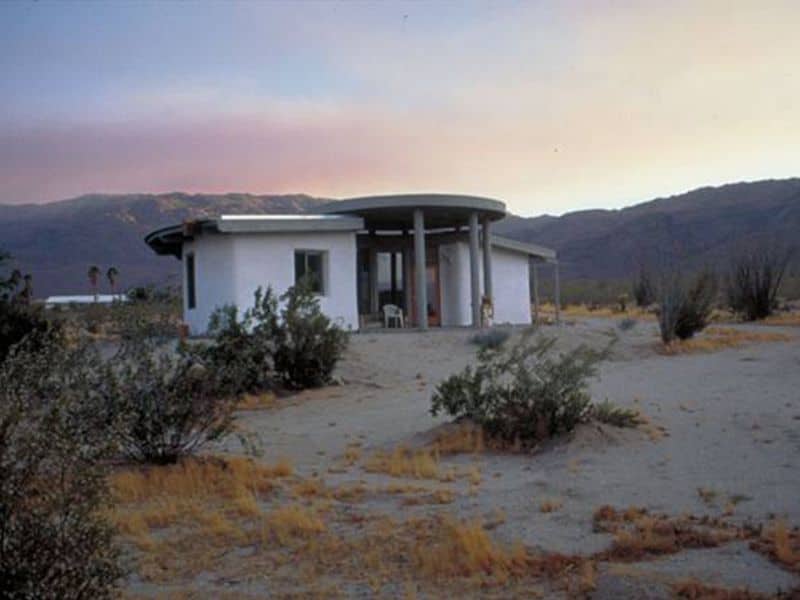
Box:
[382,304,404,329]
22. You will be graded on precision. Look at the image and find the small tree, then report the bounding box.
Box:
[0,334,123,598]
[106,266,119,296]
[88,265,101,300]
[726,244,794,321]
[431,331,607,446]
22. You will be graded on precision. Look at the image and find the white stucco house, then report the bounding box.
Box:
[145,194,559,334]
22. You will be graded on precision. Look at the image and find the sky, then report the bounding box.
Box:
[0,1,798,216]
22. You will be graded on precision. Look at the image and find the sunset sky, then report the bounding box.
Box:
[0,1,798,215]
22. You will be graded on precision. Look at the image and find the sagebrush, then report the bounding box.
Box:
[0,334,123,598]
[431,331,608,445]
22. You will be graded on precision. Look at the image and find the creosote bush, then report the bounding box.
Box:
[0,333,123,598]
[726,244,794,321]
[431,331,608,446]
[204,283,348,392]
[632,267,655,307]
[469,326,512,350]
[657,269,717,344]
[104,335,242,465]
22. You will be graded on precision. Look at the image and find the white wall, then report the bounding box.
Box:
[182,231,359,334]
[438,241,531,326]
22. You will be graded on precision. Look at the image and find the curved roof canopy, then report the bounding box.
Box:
[319,193,506,230]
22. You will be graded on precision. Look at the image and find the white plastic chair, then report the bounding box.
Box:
[383,304,404,328]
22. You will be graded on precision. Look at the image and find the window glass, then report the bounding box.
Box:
[186,254,196,309]
[294,250,325,294]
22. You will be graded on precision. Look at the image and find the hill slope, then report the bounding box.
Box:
[0,193,328,296]
[1,180,798,297]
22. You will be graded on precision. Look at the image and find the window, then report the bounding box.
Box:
[185,253,196,309]
[294,250,326,294]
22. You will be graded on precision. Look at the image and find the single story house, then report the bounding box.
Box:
[145,194,559,334]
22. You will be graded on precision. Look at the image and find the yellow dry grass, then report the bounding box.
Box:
[672,579,769,599]
[262,505,326,545]
[430,422,485,455]
[659,327,792,355]
[762,311,800,327]
[237,392,277,410]
[364,446,440,479]
[538,302,656,321]
[750,519,800,572]
[539,498,563,513]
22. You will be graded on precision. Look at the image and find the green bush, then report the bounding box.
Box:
[726,244,794,321]
[204,283,348,392]
[657,269,717,344]
[0,301,55,365]
[104,336,241,465]
[431,332,607,446]
[275,283,349,389]
[592,399,641,427]
[0,334,123,598]
[631,267,655,307]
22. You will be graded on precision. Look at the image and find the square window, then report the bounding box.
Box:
[294,250,326,294]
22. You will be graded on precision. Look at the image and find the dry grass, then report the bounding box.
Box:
[430,422,485,455]
[237,392,277,410]
[658,327,792,355]
[364,446,440,479]
[539,302,656,321]
[750,519,800,572]
[262,505,326,545]
[539,498,563,513]
[593,505,747,562]
[762,311,800,327]
[672,579,769,599]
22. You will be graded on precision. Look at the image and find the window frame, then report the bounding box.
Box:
[294,249,328,296]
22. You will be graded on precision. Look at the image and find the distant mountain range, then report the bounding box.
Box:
[0,180,798,297]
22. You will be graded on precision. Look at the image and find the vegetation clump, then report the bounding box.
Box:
[204,283,348,392]
[431,331,608,446]
[0,334,123,598]
[469,326,512,350]
[657,269,718,344]
[726,243,794,321]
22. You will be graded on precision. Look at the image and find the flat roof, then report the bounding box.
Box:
[145,214,364,257]
[491,235,557,261]
[320,193,507,230]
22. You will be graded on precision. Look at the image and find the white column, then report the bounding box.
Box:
[481,217,493,304]
[414,209,428,330]
[469,212,481,328]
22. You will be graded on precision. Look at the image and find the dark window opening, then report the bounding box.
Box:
[186,253,196,309]
[294,250,326,294]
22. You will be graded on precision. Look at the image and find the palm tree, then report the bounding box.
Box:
[107,267,119,297]
[88,265,101,301]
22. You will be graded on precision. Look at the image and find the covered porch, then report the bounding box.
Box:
[321,194,559,329]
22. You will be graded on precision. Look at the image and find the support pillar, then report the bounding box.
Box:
[413,209,428,330]
[481,217,493,305]
[532,262,540,324]
[368,245,379,315]
[469,212,481,328]
[403,243,413,323]
[554,260,561,325]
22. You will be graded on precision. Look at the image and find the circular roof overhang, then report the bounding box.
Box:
[319,193,506,230]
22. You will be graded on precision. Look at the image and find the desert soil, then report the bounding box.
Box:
[215,317,800,597]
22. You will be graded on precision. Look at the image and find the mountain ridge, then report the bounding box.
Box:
[1,180,798,297]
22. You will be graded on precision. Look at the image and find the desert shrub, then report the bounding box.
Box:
[592,400,641,427]
[0,301,55,365]
[104,336,242,465]
[618,317,637,331]
[203,286,281,395]
[616,293,629,313]
[657,269,717,343]
[275,282,349,389]
[0,334,123,598]
[726,244,794,321]
[204,284,348,392]
[632,267,655,307]
[469,326,512,350]
[430,331,607,446]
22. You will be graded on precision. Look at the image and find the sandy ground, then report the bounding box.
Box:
[219,318,800,597]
